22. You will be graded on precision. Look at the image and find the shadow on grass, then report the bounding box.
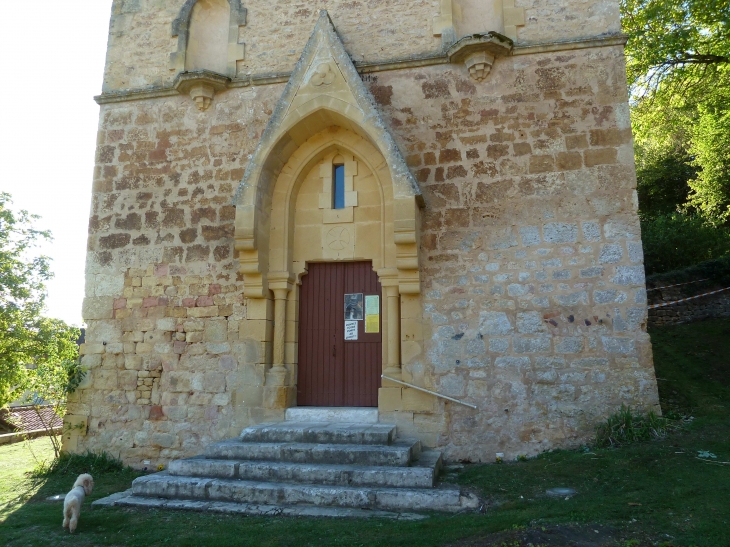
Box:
[2,318,730,547]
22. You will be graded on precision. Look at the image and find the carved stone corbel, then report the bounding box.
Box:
[447,32,513,82]
[174,70,231,111]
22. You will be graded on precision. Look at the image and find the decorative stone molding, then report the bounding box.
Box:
[433,0,456,45]
[447,32,513,81]
[234,11,423,299]
[170,0,247,78]
[310,63,335,87]
[95,36,629,105]
[173,70,231,111]
[502,0,526,41]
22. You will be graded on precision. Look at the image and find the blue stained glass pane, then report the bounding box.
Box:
[333,165,345,209]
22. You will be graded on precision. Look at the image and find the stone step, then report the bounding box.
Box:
[131,473,473,512]
[95,490,427,520]
[169,450,442,488]
[285,407,378,424]
[205,438,420,467]
[240,422,396,446]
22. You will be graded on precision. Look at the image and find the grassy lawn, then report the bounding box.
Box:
[1,318,729,547]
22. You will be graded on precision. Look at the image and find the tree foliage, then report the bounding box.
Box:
[622,0,730,270]
[622,0,730,99]
[640,213,730,275]
[0,193,79,408]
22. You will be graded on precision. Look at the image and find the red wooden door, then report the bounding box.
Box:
[297,261,382,407]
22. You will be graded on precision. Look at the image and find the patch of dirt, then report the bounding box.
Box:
[445,523,662,547]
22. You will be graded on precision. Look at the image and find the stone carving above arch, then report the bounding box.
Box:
[233,11,423,299]
[169,0,247,78]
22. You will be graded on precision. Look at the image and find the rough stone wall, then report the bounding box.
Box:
[648,283,730,327]
[72,43,659,466]
[105,0,441,91]
[104,0,623,92]
[366,45,658,460]
[71,1,658,466]
[518,0,622,44]
[71,86,283,465]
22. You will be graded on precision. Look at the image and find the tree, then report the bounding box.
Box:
[25,354,85,460]
[621,0,729,100]
[622,0,730,269]
[0,193,80,409]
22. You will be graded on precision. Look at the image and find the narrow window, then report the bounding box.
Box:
[333,164,345,209]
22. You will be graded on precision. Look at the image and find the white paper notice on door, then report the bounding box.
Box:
[344,321,358,341]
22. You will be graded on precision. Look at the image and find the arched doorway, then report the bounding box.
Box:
[232,13,424,411]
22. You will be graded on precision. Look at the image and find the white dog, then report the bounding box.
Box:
[62,474,94,533]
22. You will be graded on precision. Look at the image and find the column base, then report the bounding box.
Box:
[263,386,296,410]
[265,365,289,386]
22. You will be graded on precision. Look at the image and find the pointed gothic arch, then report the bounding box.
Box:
[234,12,423,300]
[233,12,424,408]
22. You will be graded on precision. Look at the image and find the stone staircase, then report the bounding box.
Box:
[94,408,478,518]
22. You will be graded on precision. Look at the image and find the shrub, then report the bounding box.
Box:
[595,405,672,448]
[646,254,730,288]
[640,213,730,275]
[32,450,128,478]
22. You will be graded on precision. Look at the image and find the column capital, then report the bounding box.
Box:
[269,271,295,292]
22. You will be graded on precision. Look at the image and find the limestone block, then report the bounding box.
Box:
[163,372,192,392]
[203,372,226,393]
[402,388,438,412]
[378,387,403,412]
[401,341,422,365]
[95,370,119,390]
[79,343,105,356]
[263,386,296,409]
[83,297,114,320]
[183,319,205,332]
[156,317,177,331]
[81,354,102,369]
[212,393,231,406]
[118,370,139,390]
[76,370,93,390]
[95,274,125,297]
[186,332,203,343]
[105,343,124,354]
[187,306,219,318]
[135,342,154,354]
[241,319,272,342]
[86,320,123,343]
[206,342,231,354]
[245,298,271,320]
[205,320,228,342]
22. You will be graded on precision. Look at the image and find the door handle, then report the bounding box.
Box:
[332,344,336,358]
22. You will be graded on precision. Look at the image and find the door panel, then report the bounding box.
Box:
[298,261,382,407]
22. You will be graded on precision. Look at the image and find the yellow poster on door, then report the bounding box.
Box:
[365,295,380,333]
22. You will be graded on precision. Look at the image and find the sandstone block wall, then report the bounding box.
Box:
[368,46,657,460]
[67,1,658,466]
[104,0,622,92]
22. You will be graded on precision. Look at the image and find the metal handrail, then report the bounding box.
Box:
[381,375,478,409]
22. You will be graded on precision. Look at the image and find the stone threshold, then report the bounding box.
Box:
[92,489,428,520]
[94,34,627,105]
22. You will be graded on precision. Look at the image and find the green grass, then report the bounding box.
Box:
[1,318,729,547]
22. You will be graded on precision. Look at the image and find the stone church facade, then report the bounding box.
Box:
[65,0,660,466]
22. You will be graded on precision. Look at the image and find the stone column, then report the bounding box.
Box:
[270,288,289,383]
[266,273,294,390]
[384,285,402,379]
